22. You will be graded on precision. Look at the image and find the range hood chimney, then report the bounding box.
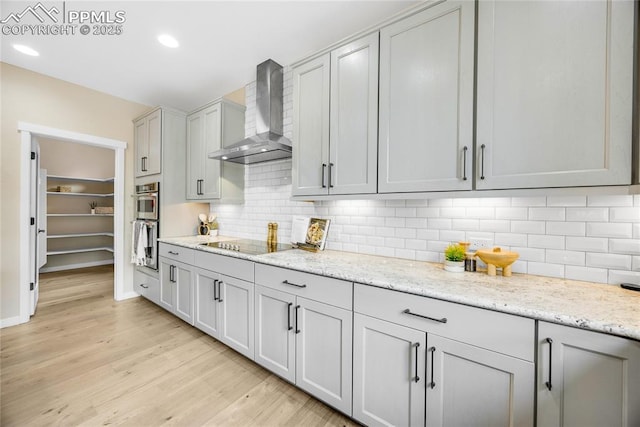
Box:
[209,59,292,165]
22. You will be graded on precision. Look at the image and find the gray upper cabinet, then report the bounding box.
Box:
[293,32,379,196]
[537,321,640,427]
[134,108,162,177]
[378,0,475,193]
[476,0,635,189]
[186,99,245,202]
[292,54,331,196]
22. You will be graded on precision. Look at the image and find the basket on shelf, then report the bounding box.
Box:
[57,185,72,192]
[95,207,114,214]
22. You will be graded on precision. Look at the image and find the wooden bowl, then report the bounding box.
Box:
[475,247,519,276]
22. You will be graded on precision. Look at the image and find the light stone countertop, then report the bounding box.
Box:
[159,236,640,341]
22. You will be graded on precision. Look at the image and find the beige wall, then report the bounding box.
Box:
[1,62,150,323]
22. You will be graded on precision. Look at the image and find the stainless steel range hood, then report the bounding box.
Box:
[209,59,292,165]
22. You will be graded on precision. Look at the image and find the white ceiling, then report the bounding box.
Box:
[0,1,418,112]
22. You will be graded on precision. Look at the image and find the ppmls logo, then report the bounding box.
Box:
[1,2,125,36]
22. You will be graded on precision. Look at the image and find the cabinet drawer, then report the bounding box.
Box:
[255,264,352,310]
[134,268,160,305]
[194,251,254,282]
[159,243,194,265]
[354,284,534,362]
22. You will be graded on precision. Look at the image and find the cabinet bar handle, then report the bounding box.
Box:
[282,280,307,289]
[462,146,468,181]
[217,281,223,303]
[295,305,301,334]
[545,338,553,390]
[213,279,219,301]
[169,265,175,283]
[429,346,436,389]
[139,284,148,289]
[402,308,447,324]
[142,156,147,172]
[168,251,179,255]
[329,163,334,188]
[480,144,486,180]
[321,163,327,188]
[287,302,293,331]
[413,342,420,383]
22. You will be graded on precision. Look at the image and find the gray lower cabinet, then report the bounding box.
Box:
[537,321,640,427]
[159,257,194,325]
[134,268,160,306]
[254,265,353,415]
[353,283,535,427]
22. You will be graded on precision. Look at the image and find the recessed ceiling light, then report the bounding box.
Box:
[13,44,39,56]
[157,34,179,48]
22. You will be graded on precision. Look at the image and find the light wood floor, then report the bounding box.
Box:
[1,266,358,426]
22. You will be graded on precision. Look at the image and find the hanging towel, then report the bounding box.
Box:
[131,220,148,265]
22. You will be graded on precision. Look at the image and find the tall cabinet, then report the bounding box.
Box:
[476,0,635,189]
[186,99,245,202]
[378,0,475,193]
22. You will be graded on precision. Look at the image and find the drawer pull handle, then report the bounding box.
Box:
[462,146,468,181]
[295,305,301,334]
[218,281,224,303]
[168,251,179,256]
[413,342,420,383]
[545,338,553,391]
[139,284,148,289]
[402,308,447,324]
[283,280,307,289]
[429,346,436,389]
[480,144,486,180]
[213,279,219,301]
[287,302,293,331]
[322,163,327,188]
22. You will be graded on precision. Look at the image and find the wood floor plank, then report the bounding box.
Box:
[1,266,359,426]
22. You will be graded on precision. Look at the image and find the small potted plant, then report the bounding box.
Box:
[89,201,98,215]
[444,244,466,272]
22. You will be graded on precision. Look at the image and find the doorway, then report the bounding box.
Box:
[18,122,127,323]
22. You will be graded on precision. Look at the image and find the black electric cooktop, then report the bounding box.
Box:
[200,239,294,256]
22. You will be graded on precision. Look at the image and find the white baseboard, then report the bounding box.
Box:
[40,259,114,273]
[1,316,26,329]
[117,291,140,301]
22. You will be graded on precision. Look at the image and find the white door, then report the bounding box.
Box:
[218,274,254,359]
[353,313,426,427]
[201,103,221,199]
[29,141,42,316]
[194,268,219,337]
[158,259,175,313]
[295,297,353,415]
[378,0,475,193]
[476,0,634,189]
[37,169,47,269]
[426,334,534,427]
[254,285,296,383]
[538,322,640,427]
[186,111,203,199]
[174,264,194,325]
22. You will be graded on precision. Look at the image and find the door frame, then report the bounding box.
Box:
[17,122,128,325]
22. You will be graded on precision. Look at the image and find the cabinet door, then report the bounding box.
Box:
[218,274,254,359]
[426,334,534,427]
[158,258,175,312]
[329,32,379,195]
[254,285,296,383]
[134,118,147,178]
[538,322,640,427]
[145,109,162,176]
[186,111,203,200]
[295,297,352,415]
[174,264,194,325]
[353,313,425,427]
[476,0,634,189]
[201,104,221,199]
[194,268,220,338]
[378,0,474,193]
[292,54,330,196]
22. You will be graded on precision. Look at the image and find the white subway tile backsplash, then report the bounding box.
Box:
[586,253,632,270]
[479,220,511,232]
[427,218,451,230]
[416,207,440,218]
[511,221,545,234]
[529,207,565,221]
[545,250,585,266]
[440,230,466,242]
[466,207,495,219]
[588,195,633,207]
[609,239,640,255]
[512,197,546,207]
[566,207,609,222]
[440,207,467,218]
[385,217,406,228]
[395,249,416,260]
[634,223,640,238]
[609,207,640,222]
[495,207,528,220]
[586,222,633,238]
[405,218,428,228]
[395,228,417,239]
[565,266,609,284]
[451,219,479,231]
[546,196,587,207]
[384,237,405,249]
[512,247,546,262]
[428,198,453,207]
[546,221,585,236]
[495,233,528,247]
[406,239,428,251]
[479,197,511,207]
[528,262,565,278]
[608,270,640,285]
[633,256,640,271]
[452,198,480,207]
[528,235,564,250]
[395,207,417,218]
[566,236,609,253]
